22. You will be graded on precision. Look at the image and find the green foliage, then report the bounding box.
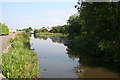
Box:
[50,25,68,34]
[0,53,1,73]
[73,36,98,56]
[2,33,40,78]
[42,28,48,33]
[35,32,67,37]
[67,2,120,65]
[34,25,68,36]
[7,37,13,45]
[0,23,9,35]
[25,27,33,33]
[34,27,48,35]
[67,14,82,37]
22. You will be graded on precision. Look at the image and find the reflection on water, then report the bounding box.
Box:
[66,41,120,78]
[31,34,120,78]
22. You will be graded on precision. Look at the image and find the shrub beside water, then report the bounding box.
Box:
[2,32,40,78]
[34,32,68,37]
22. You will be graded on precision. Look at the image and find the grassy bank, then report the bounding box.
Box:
[35,32,68,36]
[0,53,1,73]
[2,32,40,78]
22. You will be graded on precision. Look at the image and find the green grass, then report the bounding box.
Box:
[0,53,1,73]
[7,37,12,45]
[2,32,40,78]
[35,32,68,36]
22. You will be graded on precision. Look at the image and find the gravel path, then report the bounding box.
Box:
[0,33,15,54]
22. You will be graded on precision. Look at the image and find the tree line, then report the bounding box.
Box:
[66,2,120,65]
[34,25,68,35]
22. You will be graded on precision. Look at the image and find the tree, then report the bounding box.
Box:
[0,23,9,35]
[25,27,33,33]
[67,1,120,64]
[67,13,82,37]
[42,28,48,33]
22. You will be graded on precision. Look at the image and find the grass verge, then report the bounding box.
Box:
[0,53,1,73]
[2,32,40,78]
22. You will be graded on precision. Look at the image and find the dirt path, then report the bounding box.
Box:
[0,33,15,54]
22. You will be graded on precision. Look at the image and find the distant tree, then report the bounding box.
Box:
[25,27,33,33]
[42,28,48,33]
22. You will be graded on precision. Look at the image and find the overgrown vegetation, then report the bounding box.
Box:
[0,53,1,73]
[34,25,68,36]
[2,32,40,78]
[0,23,9,35]
[34,32,67,37]
[66,2,120,65]
[25,27,34,34]
[49,25,68,34]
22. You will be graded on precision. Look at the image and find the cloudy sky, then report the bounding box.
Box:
[0,0,78,29]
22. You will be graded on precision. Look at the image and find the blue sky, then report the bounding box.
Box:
[1,1,77,29]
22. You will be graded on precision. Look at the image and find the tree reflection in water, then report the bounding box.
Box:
[34,34,120,78]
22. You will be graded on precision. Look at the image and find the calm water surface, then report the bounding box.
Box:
[30,35,120,78]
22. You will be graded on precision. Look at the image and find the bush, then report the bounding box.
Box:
[0,23,9,35]
[73,36,98,56]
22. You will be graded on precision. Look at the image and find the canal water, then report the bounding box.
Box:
[30,35,120,78]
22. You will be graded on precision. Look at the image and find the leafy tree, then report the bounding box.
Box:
[0,23,9,35]
[50,25,68,34]
[67,13,82,37]
[67,1,120,65]
[42,28,48,33]
[25,27,33,33]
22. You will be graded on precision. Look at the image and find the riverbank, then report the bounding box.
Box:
[0,33,16,79]
[31,34,120,78]
[34,32,68,37]
[2,32,40,79]
[0,54,1,69]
